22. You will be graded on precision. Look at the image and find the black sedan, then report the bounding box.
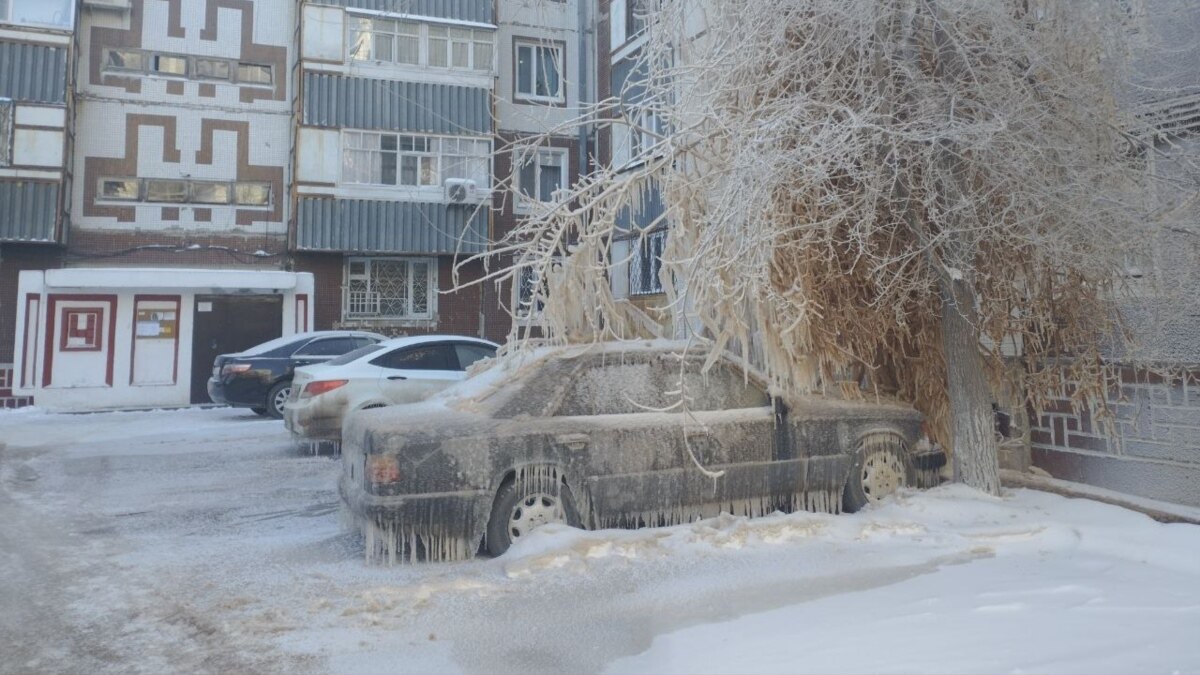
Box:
[208,331,386,418]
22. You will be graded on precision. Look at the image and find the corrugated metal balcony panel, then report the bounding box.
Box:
[0,181,59,242]
[325,0,492,24]
[302,73,491,135]
[0,41,68,104]
[296,198,488,254]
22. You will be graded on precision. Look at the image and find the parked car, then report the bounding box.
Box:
[339,343,947,563]
[283,335,499,445]
[207,331,386,418]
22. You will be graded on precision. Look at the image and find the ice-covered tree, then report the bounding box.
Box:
[473,0,1160,495]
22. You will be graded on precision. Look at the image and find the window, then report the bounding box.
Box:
[630,228,667,295]
[99,178,139,200]
[516,258,562,318]
[455,344,495,370]
[195,59,231,80]
[236,63,272,85]
[610,0,648,52]
[344,257,435,320]
[191,182,231,204]
[104,49,144,72]
[342,131,489,189]
[515,41,563,102]
[96,178,271,207]
[371,344,455,370]
[611,111,662,169]
[348,17,493,70]
[153,55,187,76]
[145,179,187,203]
[235,183,272,206]
[0,99,11,167]
[295,337,358,357]
[3,0,73,28]
[517,147,567,204]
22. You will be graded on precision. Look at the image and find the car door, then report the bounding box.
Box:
[371,343,464,404]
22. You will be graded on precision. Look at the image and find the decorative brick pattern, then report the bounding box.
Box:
[1030,366,1200,465]
[0,364,34,408]
[1031,364,1200,506]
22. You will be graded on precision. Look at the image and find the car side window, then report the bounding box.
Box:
[353,337,378,349]
[370,345,456,370]
[454,344,496,371]
[295,337,358,356]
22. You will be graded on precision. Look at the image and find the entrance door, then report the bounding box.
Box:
[190,295,284,403]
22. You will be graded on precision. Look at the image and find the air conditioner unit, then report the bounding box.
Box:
[444,178,476,204]
[84,0,131,10]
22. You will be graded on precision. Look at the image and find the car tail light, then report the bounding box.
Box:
[221,363,252,376]
[366,455,401,484]
[300,379,348,398]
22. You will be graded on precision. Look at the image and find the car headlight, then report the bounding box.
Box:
[366,455,401,485]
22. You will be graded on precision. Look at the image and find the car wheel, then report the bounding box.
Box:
[265,381,291,420]
[843,432,912,513]
[250,407,269,417]
[486,476,580,557]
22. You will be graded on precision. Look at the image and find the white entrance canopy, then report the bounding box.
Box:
[44,268,300,292]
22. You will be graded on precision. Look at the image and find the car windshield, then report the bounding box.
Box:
[326,344,385,366]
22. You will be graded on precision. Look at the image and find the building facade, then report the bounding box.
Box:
[292,0,499,340]
[0,0,75,407]
[11,0,311,410]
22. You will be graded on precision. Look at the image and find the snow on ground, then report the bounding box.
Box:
[1,407,1198,675]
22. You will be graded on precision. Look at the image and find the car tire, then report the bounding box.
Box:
[250,407,269,417]
[486,475,580,557]
[843,432,913,513]
[265,381,291,420]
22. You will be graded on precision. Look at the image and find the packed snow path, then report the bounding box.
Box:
[1,407,1198,674]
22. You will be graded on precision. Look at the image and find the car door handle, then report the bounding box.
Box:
[387,375,407,381]
[556,433,589,451]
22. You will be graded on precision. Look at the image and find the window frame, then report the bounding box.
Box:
[341,130,490,190]
[94,177,272,208]
[629,227,667,296]
[513,39,565,104]
[347,15,495,72]
[514,145,568,209]
[2,0,74,29]
[342,256,437,321]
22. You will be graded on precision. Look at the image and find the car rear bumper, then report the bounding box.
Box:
[284,403,344,442]
[208,376,270,408]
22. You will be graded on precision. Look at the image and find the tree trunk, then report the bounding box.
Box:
[939,275,1002,495]
[926,0,1001,495]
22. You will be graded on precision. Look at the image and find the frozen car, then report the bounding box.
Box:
[338,344,946,562]
[283,335,498,444]
[207,330,386,418]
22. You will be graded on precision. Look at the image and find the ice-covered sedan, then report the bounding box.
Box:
[283,335,498,445]
[338,343,947,563]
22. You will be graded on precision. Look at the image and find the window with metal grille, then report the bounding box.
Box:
[629,229,666,296]
[344,257,435,320]
[0,99,11,167]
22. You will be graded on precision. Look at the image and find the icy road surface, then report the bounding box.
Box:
[1,407,1199,675]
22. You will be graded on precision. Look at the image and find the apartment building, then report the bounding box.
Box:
[0,0,74,407]
[493,0,591,332]
[11,0,313,410]
[292,0,500,340]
